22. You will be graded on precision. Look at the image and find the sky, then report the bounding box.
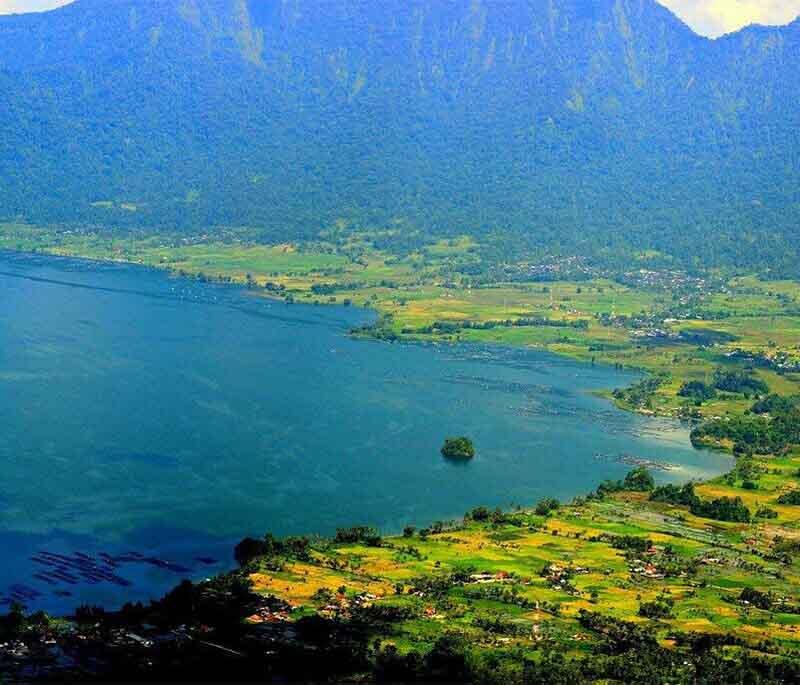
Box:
[0,0,70,14]
[660,0,800,37]
[0,0,799,38]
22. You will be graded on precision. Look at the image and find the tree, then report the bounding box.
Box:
[639,594,674,619]
[234,536,267,566]
[623,467,655,492]
[712,368,769,396]
[335,526,382,546]
[690,496,751,523]
[423,634,471,682]
[751,394,797,415]
[535,497,560,516]
[678,381,717,402]
[649,482,698,506]
[776,490,800,505]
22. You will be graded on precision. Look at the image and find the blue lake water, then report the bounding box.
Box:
[0,252,729,612]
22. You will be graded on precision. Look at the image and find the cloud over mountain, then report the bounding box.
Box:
[660,0,800,37]
[0,0,71,14]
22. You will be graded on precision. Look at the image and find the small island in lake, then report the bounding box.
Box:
[441,436,475,460]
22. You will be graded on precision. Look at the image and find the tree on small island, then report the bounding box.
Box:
[441,437,475,460]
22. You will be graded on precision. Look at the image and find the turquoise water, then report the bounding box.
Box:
[0,252,729,612]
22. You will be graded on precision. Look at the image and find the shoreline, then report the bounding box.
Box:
[0,249,736,617]
[56,447,740,624]
[1,245,665,417]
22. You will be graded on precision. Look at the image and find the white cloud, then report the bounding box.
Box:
[659,0,800,37]
[0,0,73,14]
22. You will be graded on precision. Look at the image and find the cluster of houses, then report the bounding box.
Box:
[493,255,594,282]
[468,572,514,584]
[541,564,589,594]
[618,269,711,295]
[318,592,377,620]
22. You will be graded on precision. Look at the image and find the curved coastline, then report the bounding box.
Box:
[0,250,733,615]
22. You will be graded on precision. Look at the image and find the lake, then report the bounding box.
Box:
[0,252,729,612]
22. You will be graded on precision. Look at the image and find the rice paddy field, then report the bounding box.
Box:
[239,444,800,666]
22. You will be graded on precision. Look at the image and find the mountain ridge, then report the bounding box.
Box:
[1,0,798,271]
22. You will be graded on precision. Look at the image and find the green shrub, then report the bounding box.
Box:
[335,526,382,546]
[776,490,800,505]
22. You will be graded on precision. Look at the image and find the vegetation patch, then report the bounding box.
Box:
[440,437,476,460]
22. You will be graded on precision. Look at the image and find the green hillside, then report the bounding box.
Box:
[1,0,799,272]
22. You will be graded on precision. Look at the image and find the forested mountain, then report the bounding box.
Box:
[1,0,799,270]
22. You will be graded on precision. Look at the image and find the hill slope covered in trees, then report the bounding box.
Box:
[1,0,799,271]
